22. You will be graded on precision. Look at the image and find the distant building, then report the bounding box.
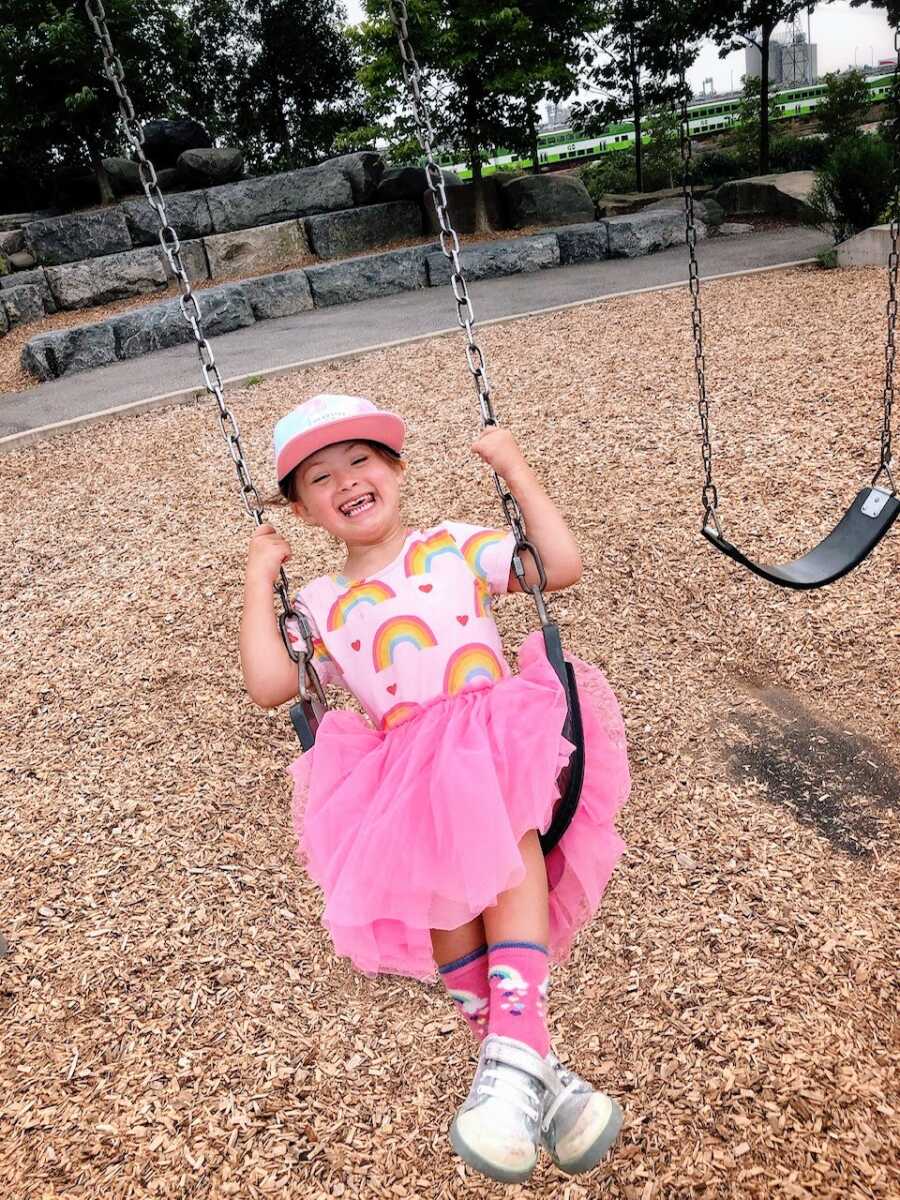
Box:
[745,34,818,86]
[542,101,571,130]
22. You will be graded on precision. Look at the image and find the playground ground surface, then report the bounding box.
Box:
[0,263,897,1199]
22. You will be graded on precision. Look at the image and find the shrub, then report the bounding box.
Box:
[578,152,640,201]
[806,133,895,244]
[689,149,747,187]
[769,134,830,172]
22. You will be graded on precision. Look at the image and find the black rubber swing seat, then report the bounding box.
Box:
[701,486,900,590]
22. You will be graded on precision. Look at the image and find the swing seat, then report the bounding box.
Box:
[702,486,900,590]
[537,623,586,856]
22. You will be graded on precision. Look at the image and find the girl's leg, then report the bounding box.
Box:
[433,917,491,1041]
[481,829,552,1056]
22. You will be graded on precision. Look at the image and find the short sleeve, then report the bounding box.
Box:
[443,521,517,596]
[291,593,342,689]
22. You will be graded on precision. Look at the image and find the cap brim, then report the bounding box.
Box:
[276,412,406,486]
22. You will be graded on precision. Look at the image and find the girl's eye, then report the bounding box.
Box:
[351,455,368,465]
[311,473,329,484]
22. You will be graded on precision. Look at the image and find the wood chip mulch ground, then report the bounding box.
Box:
[0,264,897,1200]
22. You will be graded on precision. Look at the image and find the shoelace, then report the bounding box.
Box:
[476,1065,540,1123]
[541,1057,582,1132]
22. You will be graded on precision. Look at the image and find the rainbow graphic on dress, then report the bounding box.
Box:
[326,580,395,630]
[474,577,492,618]
[404,529,461,576]
[312,637,333,663]
[443,643,504,694]
[372,615,438,670]
[381,701,421,730]
[461,529,507,582]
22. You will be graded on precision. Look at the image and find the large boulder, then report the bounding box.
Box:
[44,242,208,311]
[177,147,244,187]
[322,152,385,206]
[642,195,724,228]
[423,179,503,234]
[605,210,706,258]
[21,324,117,381]
[0,266,56,313]
[1,284,44,328]
[121,189,214,247]
[24,209,132,266]
[376,165,462,204]
[204,220,310,279]
[8,251,36,271]
[553,222,610,265]
[501,174,594,229]
[0,229,25,256]
[205,165,354,234]
[713,171,815,220]
[305,201,423,260]
[426,234,558,287]
[140,118,212,168]
[111,283,255,361]
[242,271,314,320]
[305,244,436,307]
[102,156,144,197]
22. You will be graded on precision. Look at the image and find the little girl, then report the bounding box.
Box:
[240,393,630,1184]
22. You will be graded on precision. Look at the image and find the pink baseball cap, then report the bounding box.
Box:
[273,394,406,493]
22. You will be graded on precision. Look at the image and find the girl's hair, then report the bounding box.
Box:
[269,440,405,506]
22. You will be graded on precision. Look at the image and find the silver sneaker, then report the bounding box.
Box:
[541,1051,623,1174]
[450,1034,557,1184]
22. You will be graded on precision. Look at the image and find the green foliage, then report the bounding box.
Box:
[725,74,779,169]
[578,153,640,202]
[769,133,831,171]
[806,134,895,244]
[689,148,747,186]
[816,68,872,146]
[816,246,838,269]
[642,105,681,189]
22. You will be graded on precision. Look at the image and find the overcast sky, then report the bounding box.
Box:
[341,2,895,96]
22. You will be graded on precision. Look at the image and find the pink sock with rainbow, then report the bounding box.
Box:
[487,941,550,1057]
[438,945,490,1041]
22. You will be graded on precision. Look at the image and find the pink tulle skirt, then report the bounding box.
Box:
[289,629,629,981]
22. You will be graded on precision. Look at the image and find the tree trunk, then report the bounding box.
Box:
[760,22,772,174]
[629,33,643,192]
[470,153,490,233]
[528,106,540,174]
[88,143,115,207]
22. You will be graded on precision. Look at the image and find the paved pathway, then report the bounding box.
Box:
[0,226,826,445]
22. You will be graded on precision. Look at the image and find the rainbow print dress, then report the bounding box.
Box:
[289,522,630,981]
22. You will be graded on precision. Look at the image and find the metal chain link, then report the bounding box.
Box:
[876,27,900,492]
[386,0,550,612]
[677,55,721,535]
[82,0,325,707]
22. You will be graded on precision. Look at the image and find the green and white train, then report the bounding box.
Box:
[437,70,894,179]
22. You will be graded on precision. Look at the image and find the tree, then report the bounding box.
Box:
[727,73,780,169]
[816,68,872,146]
[706,1,826,174]
[0,0,188,207]
[352,0,594,229]
[570,2,698,193]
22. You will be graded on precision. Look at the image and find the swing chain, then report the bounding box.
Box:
[877,27,900,492]
[677,55,721,536]
[386,0,550,611]
[82,0,325,707]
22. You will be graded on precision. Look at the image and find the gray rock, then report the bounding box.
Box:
[0,266,56,313]
[719,222,753,235]
[323,152,385,205]
[122,189,214,247]
[553,222,609,265]
[377,165,461,204]
[141,118,212,168]
[713,171,815,219]
[8,251,36,271]
[305,201,422,260]
[305,245,436,307]
[501,175,594,229]
[642,196,724,228]
[46,246,169,310]
[2,284,44,328]
[24,209,132,266]
[111,283,255,360]
[0,229,25,256]
[177,147,244,187]
[204,220,309,279]
[102,156,144,197]
[242,271,314,320]
[426,234,559,286]
[605,210,706,258]
[157,167,187,193]
[158,238,210,285]
[21,323,117,381]
[0,305,7,334]
[206,165,354,234]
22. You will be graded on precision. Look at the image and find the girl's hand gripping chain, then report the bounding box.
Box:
[246,522,292,586]
[240,524,301,710]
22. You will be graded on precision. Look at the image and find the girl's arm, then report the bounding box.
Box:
[472,429,582,592]
[240,524,303,708]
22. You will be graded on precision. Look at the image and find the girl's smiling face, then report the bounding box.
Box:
[291,440,405,543]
